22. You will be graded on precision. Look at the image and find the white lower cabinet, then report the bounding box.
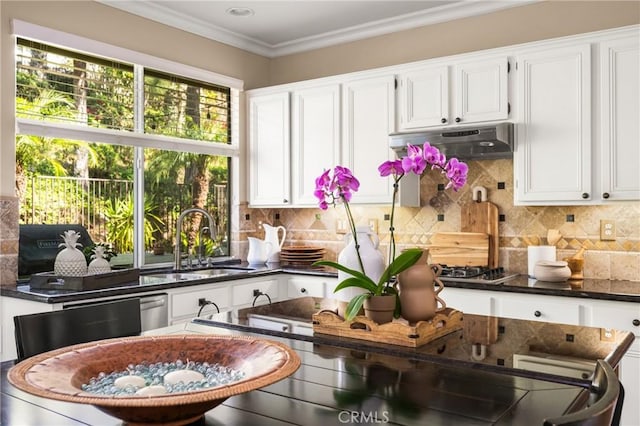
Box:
[495,293,588,325]
[231,276,281,309]
[586,300,640,426]
[0,297,59,362]
[169,283,230,325]
[483,290,638,426]
[286,275,336,299]
[440,287,495,316]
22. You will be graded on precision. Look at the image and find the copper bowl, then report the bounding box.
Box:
[8,334,301,425]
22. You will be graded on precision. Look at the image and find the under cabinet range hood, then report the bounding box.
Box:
[389,122,514,160]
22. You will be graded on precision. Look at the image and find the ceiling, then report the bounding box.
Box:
[99,1,537,57]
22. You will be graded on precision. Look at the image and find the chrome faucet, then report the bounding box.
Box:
[174,207,215,270]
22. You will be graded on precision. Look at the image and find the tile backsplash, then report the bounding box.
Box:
[239,160,640,281]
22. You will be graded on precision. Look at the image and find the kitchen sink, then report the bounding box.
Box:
[143,272,212,283]
[141,267,256,285]
[188,267,256,276]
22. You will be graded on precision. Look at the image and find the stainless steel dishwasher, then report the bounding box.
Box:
[64,293,168,332]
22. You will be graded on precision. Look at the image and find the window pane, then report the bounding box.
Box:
[18,139,135,276]
[144,148,230,267]
[144,70,231,143]
[15,37,234,276]
[16,38,135,131]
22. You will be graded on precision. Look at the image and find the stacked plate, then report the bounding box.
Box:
[280,246,326,267]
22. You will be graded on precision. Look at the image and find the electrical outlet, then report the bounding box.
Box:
[600,328,616,342]
[368,218,378,234]
[600,219,616,241]
[336,220,348,234]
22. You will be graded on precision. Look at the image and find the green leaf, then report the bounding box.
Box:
[344,293,370,321]
[313,260,370,281]
[378,249,423,285]
[314,260,377,292]
[334,277,377,294]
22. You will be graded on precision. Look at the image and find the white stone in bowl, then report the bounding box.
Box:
[163,369,205,385]
[114,375,146,389]
[135,385,168,396]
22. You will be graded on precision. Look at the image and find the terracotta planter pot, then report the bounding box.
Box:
[363,294,396,324]
[397,249,446,324]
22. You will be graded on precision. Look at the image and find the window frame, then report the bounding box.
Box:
[13,20,242,269]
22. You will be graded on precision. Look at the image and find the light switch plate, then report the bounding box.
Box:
[600,219,616,241]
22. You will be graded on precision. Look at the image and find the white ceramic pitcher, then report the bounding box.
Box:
[247,237,273,265]
[262,223,286,263]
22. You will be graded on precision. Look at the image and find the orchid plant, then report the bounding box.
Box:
[313,143,468,321]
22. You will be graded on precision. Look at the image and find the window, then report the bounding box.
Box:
[14,21,241,275]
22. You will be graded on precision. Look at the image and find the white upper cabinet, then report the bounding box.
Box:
[397,66,449,129]
[248,92,291,206]
[599,35,640,201]
[514,27,640,205]
[291,84,341,206]
[452,58,510,125]
[397,57,509,131]
[246,26,639,207]
[343,75,409,204]
[514,44,592,204]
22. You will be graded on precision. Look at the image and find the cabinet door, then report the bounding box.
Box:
[248,92,290,206]
[232,278,280,308]
[515,44,591,204]
[397,66,448,130]
[291,84,341,205]
[170,285,230,323]
[342,75,396,204]
[600,36,640,201]
[452,57,509,124]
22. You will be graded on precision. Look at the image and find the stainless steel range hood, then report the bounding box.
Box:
[389,122,514,160]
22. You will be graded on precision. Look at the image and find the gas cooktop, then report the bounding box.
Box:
[438,266,518,285]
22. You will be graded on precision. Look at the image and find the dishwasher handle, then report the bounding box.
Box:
[140,295,167,311]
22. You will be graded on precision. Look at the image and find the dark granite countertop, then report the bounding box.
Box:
[1,321,594,426]
[195,296,635,388]
[1,262,638,304]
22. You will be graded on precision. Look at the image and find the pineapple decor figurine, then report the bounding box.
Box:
[88,245,112,275]
[54,230,88,277]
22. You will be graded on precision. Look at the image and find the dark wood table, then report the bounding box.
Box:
[1,322,590,426]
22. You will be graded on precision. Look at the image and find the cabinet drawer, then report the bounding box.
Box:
[232,279,280,307]
[441,287,494,316]
[287,276,335,299]
[497,294,581,325]
[588,299,640,336]
[171,286,229,319]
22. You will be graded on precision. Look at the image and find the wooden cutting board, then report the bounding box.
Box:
[428,232,489,267]
[461,187,499,268]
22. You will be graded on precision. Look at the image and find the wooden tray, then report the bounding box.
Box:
[29,268,140,291]
[312,308,463,348]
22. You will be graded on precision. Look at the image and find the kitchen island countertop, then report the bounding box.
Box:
[3,314,630,426]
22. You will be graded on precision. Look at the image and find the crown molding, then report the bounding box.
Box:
[99,0,539,58]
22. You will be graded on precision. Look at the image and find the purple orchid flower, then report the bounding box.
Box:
[378,159,404,177]
[422,142,447,168]
[401,144,427,175]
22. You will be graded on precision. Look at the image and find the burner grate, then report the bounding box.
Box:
[438,265,516,284]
